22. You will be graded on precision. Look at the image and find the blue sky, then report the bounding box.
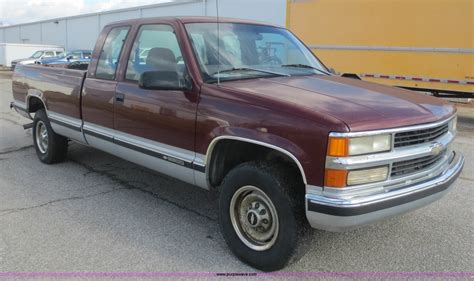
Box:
[0,0,167,25]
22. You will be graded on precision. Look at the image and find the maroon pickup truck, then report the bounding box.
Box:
[10,17,464,271]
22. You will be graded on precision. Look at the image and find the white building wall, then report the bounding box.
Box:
[4,26,20,43]
[0,45,5,65]
[99,10,140,30]
[41,20,67,48]
[19,24,41,44]
[66,16,100,50]
[141,1,204,18]
[0,0,287,50]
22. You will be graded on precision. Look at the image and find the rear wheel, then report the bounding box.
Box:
[33,109,68,164]
[218,162,308,271]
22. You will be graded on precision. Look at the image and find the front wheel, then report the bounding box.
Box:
[33,109,68,164]
[218,162,308,271]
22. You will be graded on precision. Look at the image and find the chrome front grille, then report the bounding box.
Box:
[394,123,449,148]
[391,150,446,178]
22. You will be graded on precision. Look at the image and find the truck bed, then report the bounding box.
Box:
[12,64,87,120]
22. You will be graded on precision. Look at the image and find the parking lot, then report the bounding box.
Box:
[0,71,472,274]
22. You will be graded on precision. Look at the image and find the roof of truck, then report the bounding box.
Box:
[105,16,281,28]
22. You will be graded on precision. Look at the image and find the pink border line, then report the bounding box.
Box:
[0,272,472,279]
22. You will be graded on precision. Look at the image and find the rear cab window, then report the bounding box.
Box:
[95,26,130,80]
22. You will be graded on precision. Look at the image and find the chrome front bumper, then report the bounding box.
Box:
[305,152,464,232]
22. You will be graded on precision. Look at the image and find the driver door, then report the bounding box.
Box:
[114,23,199,184]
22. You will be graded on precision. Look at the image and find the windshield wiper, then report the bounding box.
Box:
[211,67,290,77]
[281,64,331,75]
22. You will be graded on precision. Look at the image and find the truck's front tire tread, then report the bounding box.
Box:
[218,162,309,271]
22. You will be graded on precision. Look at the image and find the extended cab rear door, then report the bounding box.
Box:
[82,25,131,148]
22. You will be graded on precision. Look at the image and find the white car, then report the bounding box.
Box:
[11,50,63,70]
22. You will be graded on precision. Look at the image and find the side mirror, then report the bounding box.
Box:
[329,68,337,75]
[66,55,73,61]
[138,70,192,91]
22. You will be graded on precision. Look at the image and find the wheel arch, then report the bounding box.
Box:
[204,136,308,188]
[26,89,48,113]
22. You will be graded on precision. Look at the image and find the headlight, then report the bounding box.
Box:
[328,134,391,156]
[349,135,391,155]
[448,116,457,134]
[325,133,392,187]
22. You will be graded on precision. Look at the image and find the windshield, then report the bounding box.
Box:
[185,23,327,82]
[30,51,44,59]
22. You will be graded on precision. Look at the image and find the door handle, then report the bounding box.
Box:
[116,93,125,103]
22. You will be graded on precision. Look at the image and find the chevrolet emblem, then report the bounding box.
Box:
[430,142,444,156]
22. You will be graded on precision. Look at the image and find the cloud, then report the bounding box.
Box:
[0,0,165,25]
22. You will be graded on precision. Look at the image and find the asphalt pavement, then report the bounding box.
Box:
[0,72,472,276]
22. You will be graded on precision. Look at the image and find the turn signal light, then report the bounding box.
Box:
[324,169,348,188]
[327,137,349,157]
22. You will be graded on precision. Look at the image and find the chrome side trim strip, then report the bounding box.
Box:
[82,122,204,172]
[113,129,195,165]
[308,45,474,54]
[12,101,27,111]
[10,101,31,119]
[193,153,207,189]
[83,122,114,142]
[113,138,194,169]
[48,112,86,143]
[48,112,82,132]
[83,133,197,187]
[204,136,307,185]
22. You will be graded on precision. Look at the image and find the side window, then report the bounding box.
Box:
[83,52,92,59]
[125,24,185,81]
[95,26,130,80]
[44,51,55,57]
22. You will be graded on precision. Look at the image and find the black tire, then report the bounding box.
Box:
[218,162,309,271]
[32,109,68,164]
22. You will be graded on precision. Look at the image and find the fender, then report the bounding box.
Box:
[202,127,308,185]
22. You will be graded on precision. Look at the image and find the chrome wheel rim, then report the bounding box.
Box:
[230,185,279,251]
[35,121,48,154]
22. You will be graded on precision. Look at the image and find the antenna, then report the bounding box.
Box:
[215,0,220,85]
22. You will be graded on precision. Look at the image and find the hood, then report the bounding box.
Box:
[220,75,455,132]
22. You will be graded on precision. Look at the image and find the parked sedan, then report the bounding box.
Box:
[38,50,92,66]
[11,50,64,70]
